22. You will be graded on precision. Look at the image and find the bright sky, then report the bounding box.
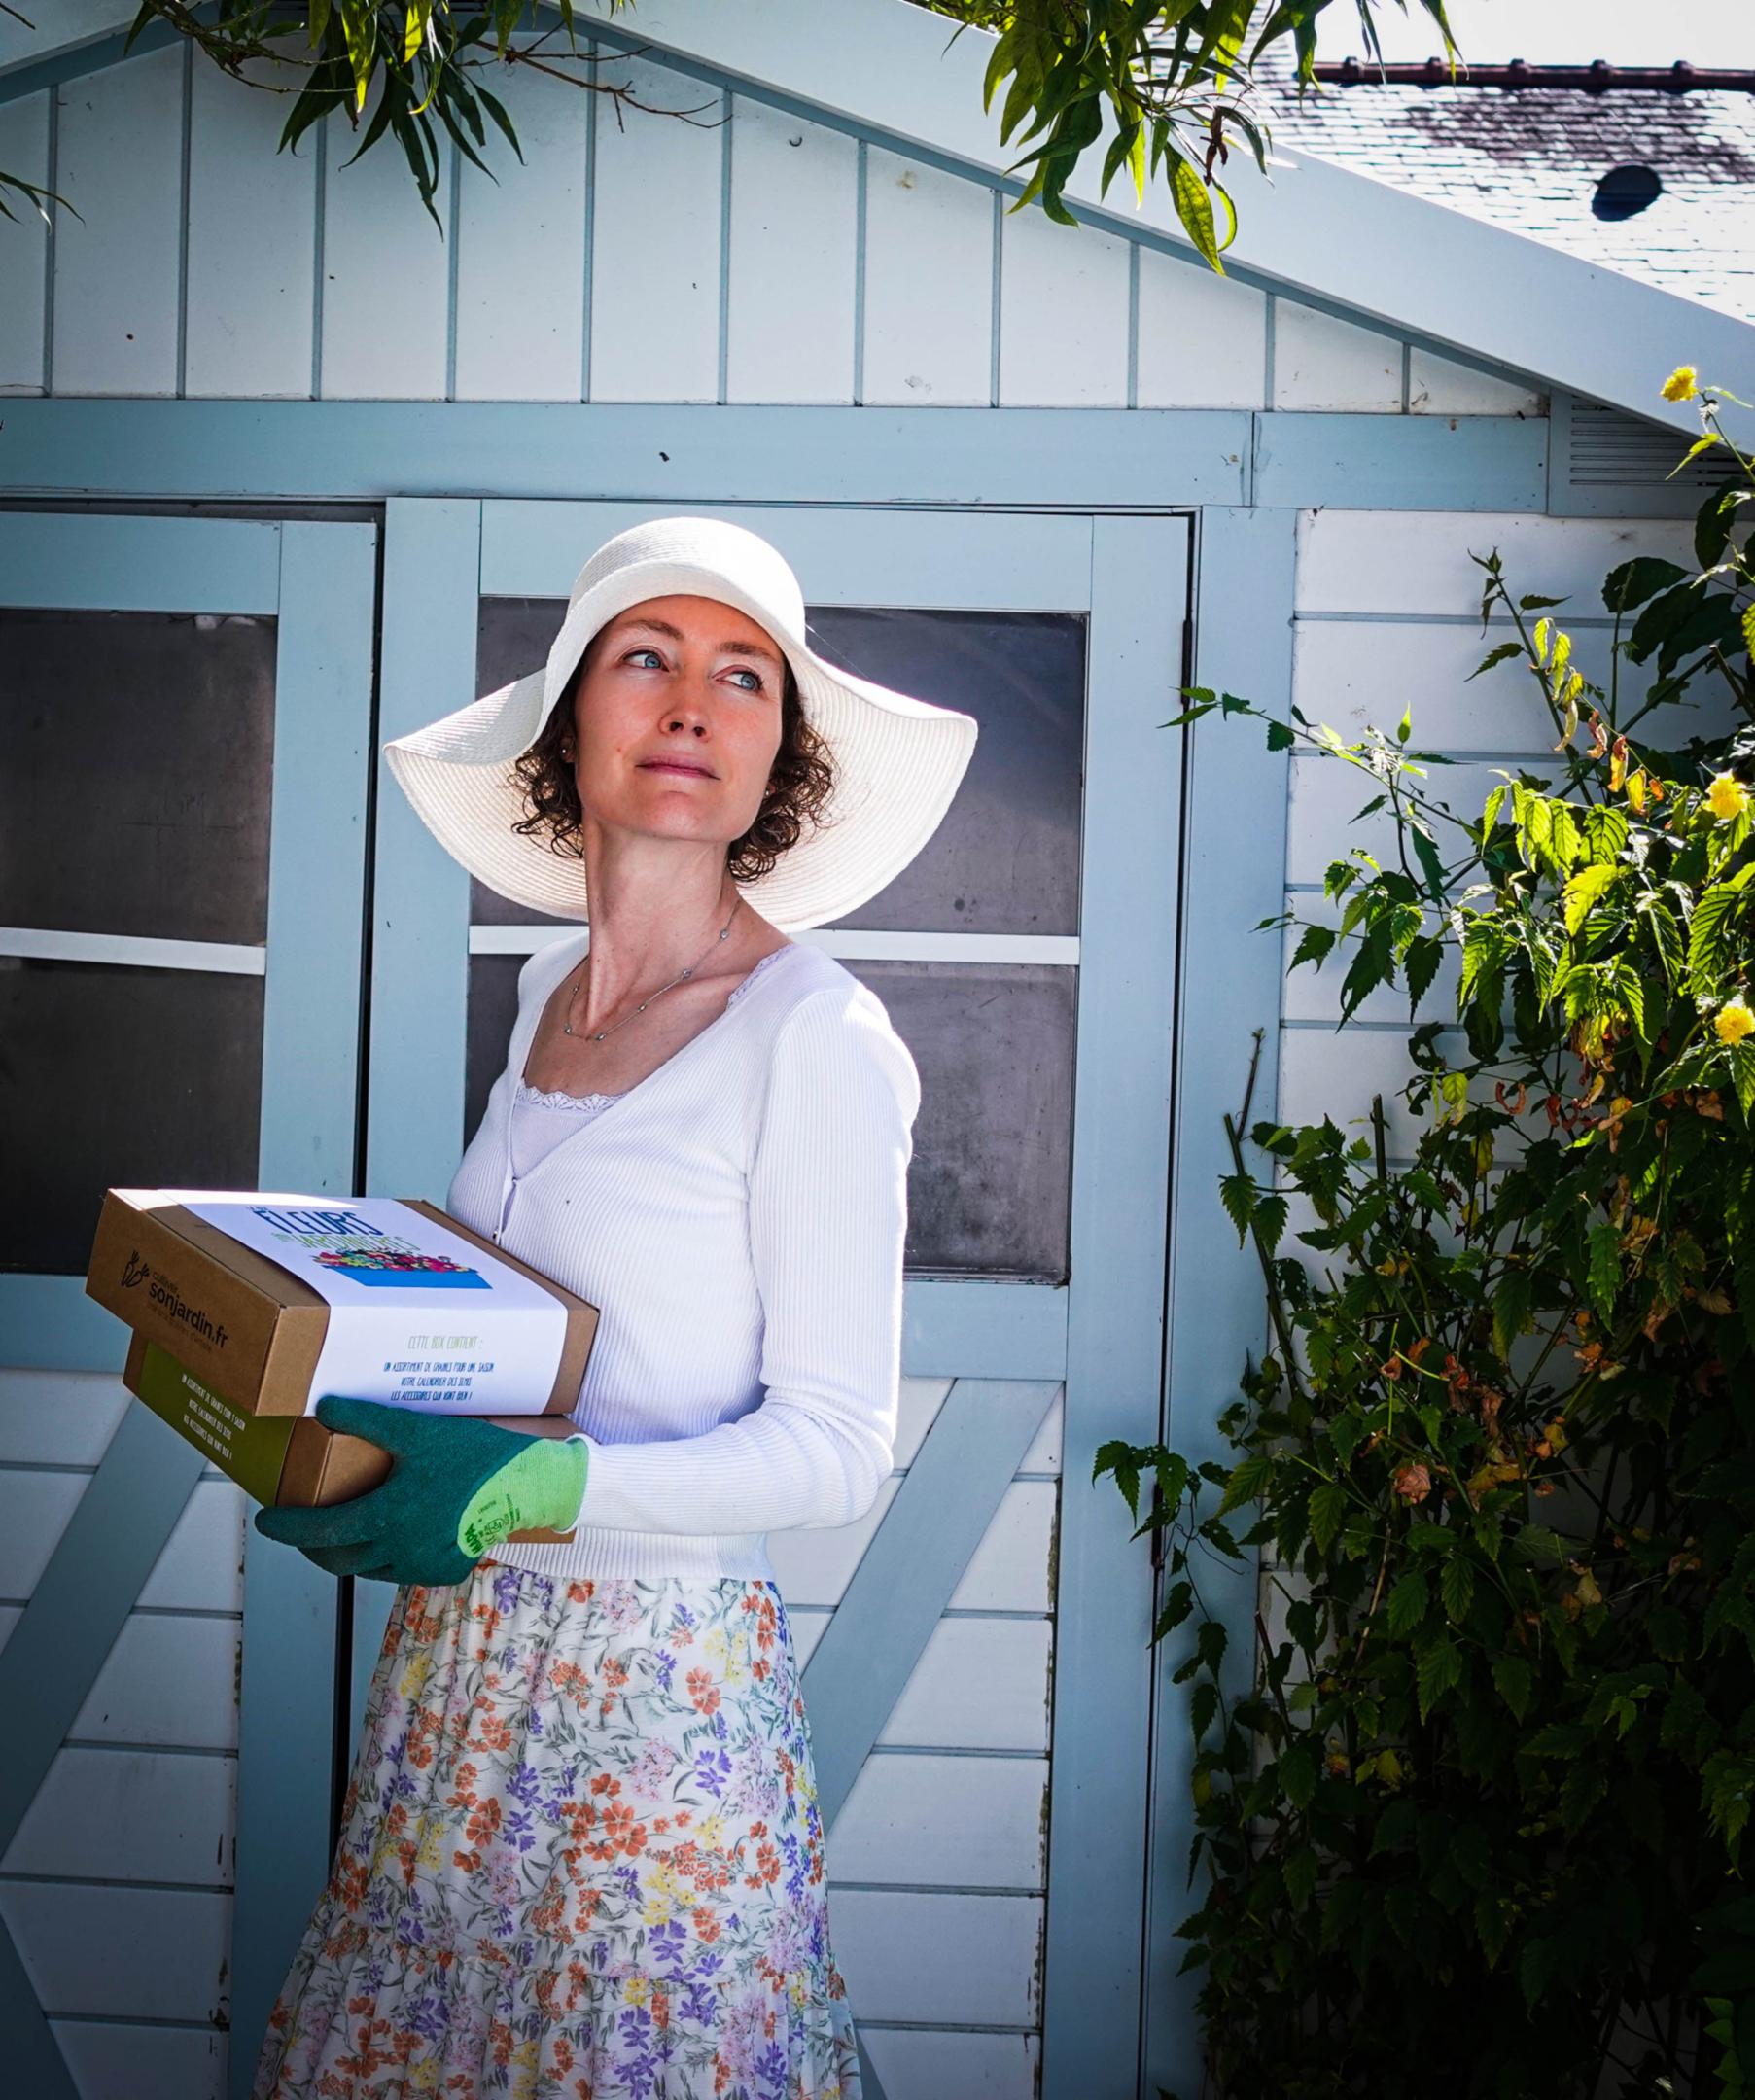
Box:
[1316,0,1751,66]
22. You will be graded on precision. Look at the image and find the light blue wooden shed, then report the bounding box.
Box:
[1,5,1747,2097]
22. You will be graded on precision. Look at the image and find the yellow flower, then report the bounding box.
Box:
[1716,998,1755,1045]
[1706,772,1750,822]
[1661,366,1699,402]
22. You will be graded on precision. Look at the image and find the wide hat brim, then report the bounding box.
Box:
[382,539,979,934]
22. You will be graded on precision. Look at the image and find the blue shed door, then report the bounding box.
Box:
[347,499,1190,2100]
[0,511,377,2100]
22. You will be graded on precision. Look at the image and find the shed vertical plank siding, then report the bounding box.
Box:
[50,44,185,396]
[319,99,453,398]
[998,201,1131,404]
[0,1882,231,2020]
[861,146,995,405]
[769,1379,1062,2071]
[1278,510,1699,1150]
[1289,616,1618,750]
[453,45,589,403]
[725,95,859,402]
[832,1888,1041,2025]
[52,2024,226,2100]
[1410,347,1545,417]
[185,58,317,399]
[585,54,723,402]
[1294,511,1686,612]
[15,42,1570,424]
[0,1379,238,2094]
[0,89,49,394]
[6,1748,235,1883]
[1136,248,1269,410]
[861,2026,1039,2100]
[0,1477,243,1610]
[1272,298,1403,412]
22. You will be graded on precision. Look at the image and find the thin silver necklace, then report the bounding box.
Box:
[562,898,743,1042]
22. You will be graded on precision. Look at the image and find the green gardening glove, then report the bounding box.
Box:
[253,1396,589,1587]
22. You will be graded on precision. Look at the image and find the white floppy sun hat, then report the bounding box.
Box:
[383,514,979,934]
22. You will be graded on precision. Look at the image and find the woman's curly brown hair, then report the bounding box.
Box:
[509,621,838,883]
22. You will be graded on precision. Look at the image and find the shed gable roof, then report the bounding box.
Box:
[1257,56,1755,324]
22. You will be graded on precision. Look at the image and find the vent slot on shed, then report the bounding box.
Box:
[1553,396,1725,516]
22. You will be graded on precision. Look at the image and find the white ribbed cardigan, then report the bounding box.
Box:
[446,932,921,1583]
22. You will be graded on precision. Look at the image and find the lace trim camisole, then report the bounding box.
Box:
[508,945,790,1180]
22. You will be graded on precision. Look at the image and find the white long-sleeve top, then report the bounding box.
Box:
[445,931,921,1583]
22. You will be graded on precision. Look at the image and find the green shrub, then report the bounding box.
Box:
[1105,376,1755,2099]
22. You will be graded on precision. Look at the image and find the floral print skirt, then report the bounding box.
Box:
[252,1562,861,2100]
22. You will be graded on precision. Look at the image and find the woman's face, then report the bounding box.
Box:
[568,593,788,852]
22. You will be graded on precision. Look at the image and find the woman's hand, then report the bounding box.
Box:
[254,1398,589,1587]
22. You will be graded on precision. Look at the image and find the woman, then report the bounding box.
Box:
[248,515,979,2099]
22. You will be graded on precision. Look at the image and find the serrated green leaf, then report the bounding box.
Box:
[1417,1638,1462,1721]
[1218,1452,1276,1518]
[1411,826,1447,903]
[1282,1843,1319,1908]
[1442,1556,1476,1624]
[1689,873,1754,994]
[1386,1569,1429,1638]
[1219,1172,1255,1246]
[1094,1439,1141,1518]
[1602,556,1690,616]
[1189,1677,1218,1741]
[1524,1721,1592,1757]
[1475,1890,1511,1968]
[1492,1654,1532,1720]
[1588,1220,1620,1323]
[1153,1579,1194,1643]
[1516,1524,1567,1566]
[1520,1936,1562,2011]
[1329,1409,1367,1469]
[1563,861,1619,936]
[1289,923,1336,973]
[1279,1740,1316,1809]
[1308,1480,1348,1554]
[1561,1760,1607,1834]
[1492,1266,1533,1363]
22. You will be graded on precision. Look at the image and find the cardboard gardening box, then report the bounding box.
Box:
[88,1190,599,1542]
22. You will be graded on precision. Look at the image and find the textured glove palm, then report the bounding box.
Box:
[253,1396,589,1587]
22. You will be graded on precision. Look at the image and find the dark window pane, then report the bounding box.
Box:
[474,600,579,928]
[473,600,1086,937]
[849,960,1075,1281]
[808,610,1085,936]
[0,958,263,1275]
[466,953,523,1143]
[466,954,1074,1281]
[0,610,276,944]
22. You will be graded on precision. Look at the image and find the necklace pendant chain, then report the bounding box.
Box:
[562,901,740,1041]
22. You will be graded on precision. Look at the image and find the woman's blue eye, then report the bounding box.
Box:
[625,648,762,691]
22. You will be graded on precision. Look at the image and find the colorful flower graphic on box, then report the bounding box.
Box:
[312,1247,490,1290]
